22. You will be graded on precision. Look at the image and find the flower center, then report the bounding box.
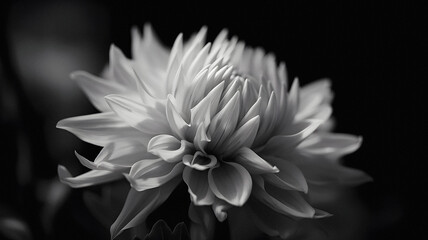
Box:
[182,151,217,171]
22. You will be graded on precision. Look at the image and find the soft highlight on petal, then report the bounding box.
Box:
[208,162,252,207]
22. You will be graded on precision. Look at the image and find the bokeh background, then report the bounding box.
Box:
[0,0,421,239]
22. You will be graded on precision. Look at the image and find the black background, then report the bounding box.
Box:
[0,0,422,239]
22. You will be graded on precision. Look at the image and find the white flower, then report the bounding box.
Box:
[57,24,371,239]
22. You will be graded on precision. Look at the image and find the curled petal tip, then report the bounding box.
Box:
[56,120,64,129]
[272,166,279,173]
[314,209,333,219]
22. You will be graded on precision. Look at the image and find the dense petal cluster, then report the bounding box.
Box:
[57,25,371,239]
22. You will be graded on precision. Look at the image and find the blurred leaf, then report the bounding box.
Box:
[36,179,70,233]
[188,204,215,240]
[143,220,189,240]
[83,181,129,229]
[0,217,32,240]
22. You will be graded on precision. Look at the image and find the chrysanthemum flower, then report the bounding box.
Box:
[57,24,371,239]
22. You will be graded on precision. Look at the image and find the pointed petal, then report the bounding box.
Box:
[71,71,123,112]
[93,141,153,168]
[187,43,211,80]
[166,34,183,94]
[182,28,206,72]
[314,208,332,218]
[74,151,98,170]
[57,112,144,147]
[132,24,169,68]
[219,116,260,156]
[109,45,138,88]
[166,95,190,139]
[299,133,362,159]
[296,155,372,186]
[297,79,334,122]
[128,160,184,191]
[148,134,193,163]
[295,94,324,121]
[263,156,308,193]
[300,79,332,105]
[248,197,298,239]
[74,143,149,177]
[283,77,300,122]
[190,81,225,130]
[237,97,261,129]
[110,179,180,239]
[183,167,215,205]
[58,165,121,188]
[105,94,169,135]
[193,123,211,152]
[256,91,278,144]
[234,147,278,174]
[208,162,252,206]
[262,119,322,156]
[252,178,315,218]
[208,92,241,152]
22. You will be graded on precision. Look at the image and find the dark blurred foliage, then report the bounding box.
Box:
[0,0,422,239]
[142,220,189,240]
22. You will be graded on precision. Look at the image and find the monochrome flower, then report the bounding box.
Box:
[57,24,371,239]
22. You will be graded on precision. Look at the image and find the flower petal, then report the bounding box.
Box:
[234,147,278,174]
[166,34,183,95]
[254,91,278,145]
[166,95,190,140]
[57,112,144,147]
[211,199,231,222]
[182,152,217,171]
[110,178,180,239]
[93,141,153,168]
[193,123,211,152]
[108,45,139,90]
[252,177,315,218]
[148,135,193,163]
[187,43,211,81]
[247,197,298,239]
[282,77,300,123]
[71,71,123,112]
[294,153,372,186]
[300,79,332,106]
[219,116,260,156]
[237,97,261,129]
[105,94,169,135]
[263,156,308,193]
[208,162,252,206]
[58,165,121,188]
[207,92,241,152]
[261,119,322,156]
[131,24,169,68]
[299,133,362,159]
[190,81,225,133]
[128,159,184,191]
[183,167,215,205]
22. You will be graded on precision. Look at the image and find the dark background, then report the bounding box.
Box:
[0,0,422,239]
